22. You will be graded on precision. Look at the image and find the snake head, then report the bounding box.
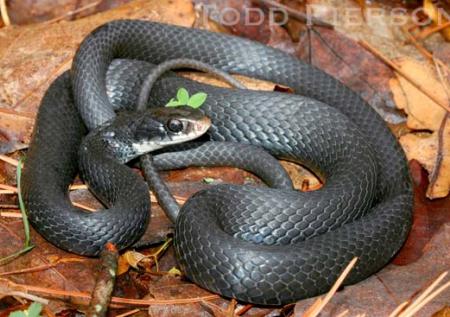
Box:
[82,106,211,163]
[132,106,212,154]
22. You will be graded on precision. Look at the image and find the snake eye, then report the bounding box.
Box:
[167,119,184,133]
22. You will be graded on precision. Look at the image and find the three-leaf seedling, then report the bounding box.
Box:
[165,88,207,109]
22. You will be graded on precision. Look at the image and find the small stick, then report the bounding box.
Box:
[116,309,140,317]
[336,310,349,317]
[304,298,323,317]
[70,184,88,190]
[303,257,358,317]
[236,304,253,316]
[403,281,450,317]
[2,277,220,306]
[8,291,49,305]
[0,184,18,191]
[87,242,119,317]
[255,0,334,29]
[402,26,450,74]
[360,40,450,113]
[0,211,22,218]
[0,0,11,26]
[72,202,97,212]
[388,301,410,317]
[0,154,19,166]
[0,258,84,276]
[44,0,101,24]
[398,272,448,317]
[401,26,434,62]
[428,61,450,197]
[416,21,450,41]
[0,189,15,195]
[227,299,237,317]
[0,203,18,209]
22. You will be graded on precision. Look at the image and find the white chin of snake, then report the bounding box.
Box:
[131,133,200,155]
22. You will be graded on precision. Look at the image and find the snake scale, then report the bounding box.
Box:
[22,20,413,305]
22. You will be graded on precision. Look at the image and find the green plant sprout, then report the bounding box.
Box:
[165,88,207,109]
[9,302,42,317]
[0,158,34,266]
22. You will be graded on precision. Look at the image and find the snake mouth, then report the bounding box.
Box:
[195,116,212,135]
[164,114,211,145]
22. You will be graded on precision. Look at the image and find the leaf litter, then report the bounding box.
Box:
[0,0,449,316]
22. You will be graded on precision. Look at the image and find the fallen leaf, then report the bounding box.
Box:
[390,57,450,198]
[6,0,131,25]
[294,223,450,316]
[423,0,450,41]
[393,160,450,265]
[432,305,450,317]
[0,0,195,151]
[120,251,147,271]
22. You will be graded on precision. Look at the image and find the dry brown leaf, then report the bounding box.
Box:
[117,250,148,275]
[0,0,195,152]
[423,0,450,41]
[432,305,450,317]
[390,57,450,198]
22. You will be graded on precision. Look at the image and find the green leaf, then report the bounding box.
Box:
[203,177,215,184]
[16,158,32,247]
[0,158,34,266]
[176,88,190,104]
[187,92,207,109]
[9,303,42,317]
[9,311,26,317]
[165,98,183,107]
[27,303,42,317]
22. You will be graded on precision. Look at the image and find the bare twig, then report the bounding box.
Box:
[72,202,97,212]
[87,243,119,317]
[44,0,101,24]
[336,310,349,317]
[360,40,450,113]
[427,59,450,197]
[0,257,84,276]
[116,309,141,317]
[402,281,450,316]
[1,278,220,306]
[388,301,410,317]
[397,272,450,317]
[0,189,15,194]
[0,211,22,218]
[303,257,358,317]
[236,304,253,316]
[0,154,19,166]
[227,299,237,317]
[255,0,334,29]
[416,20,450,41]
[401,26,450,74]
[402,26,434,62]
[0,0,11,26]
[8,291,49,305]
[0,184,17,191]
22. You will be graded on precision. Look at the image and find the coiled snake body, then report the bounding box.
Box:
[22,20,413,305]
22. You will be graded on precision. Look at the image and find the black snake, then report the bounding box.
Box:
[21,20,413,305]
